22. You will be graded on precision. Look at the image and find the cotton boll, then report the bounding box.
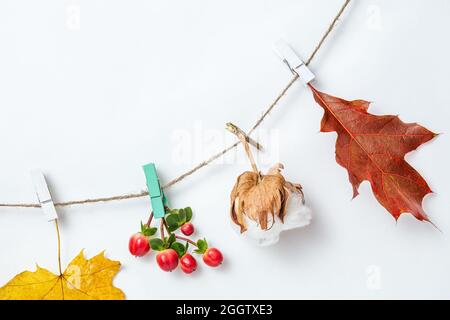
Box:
[234,214,283,246]
[230,163,312,246]
[231,190,312,246]
[282,191,312,231]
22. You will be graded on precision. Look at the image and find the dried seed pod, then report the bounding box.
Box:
[230,163,311,246]
[226,124,311,246]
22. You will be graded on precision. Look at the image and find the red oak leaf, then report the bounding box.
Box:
[309,84,437,222]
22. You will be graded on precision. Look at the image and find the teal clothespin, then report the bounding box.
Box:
[143,163,168,219]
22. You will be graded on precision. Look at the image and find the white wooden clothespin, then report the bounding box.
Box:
[274,39,315,86]
[31,170,58,221]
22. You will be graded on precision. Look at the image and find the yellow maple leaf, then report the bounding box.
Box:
[0,221,125,300]
[0,250,125,300]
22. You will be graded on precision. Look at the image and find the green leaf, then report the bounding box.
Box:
[142,227,157,237]
[166,214,180,229]
[196,238,208,254]
[168,233,176,246]
[184,207,193,222]
[168,225,178,233]
[178,209,186,224]
[149,238,164,251]
[171,242,186,258]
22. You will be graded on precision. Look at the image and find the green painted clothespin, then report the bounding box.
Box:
[143,163,168,219]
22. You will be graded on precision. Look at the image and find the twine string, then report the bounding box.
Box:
[0,0,351,209]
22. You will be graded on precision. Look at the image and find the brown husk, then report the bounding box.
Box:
[230,163,300,233]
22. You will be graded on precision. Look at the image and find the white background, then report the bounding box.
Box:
[0,0,449,299]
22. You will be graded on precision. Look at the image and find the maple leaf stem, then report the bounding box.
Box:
[54,220,63,276]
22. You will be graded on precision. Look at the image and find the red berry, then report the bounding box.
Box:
[180,254,197,274]
[156,249,179,272]
[181,223,195,236]
[203,248,223,267]
[129,232,150,257]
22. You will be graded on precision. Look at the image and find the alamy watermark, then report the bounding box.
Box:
[366,265,382,290]
[170,121,281,168]
[366,4,382,31]
[65,1,81,31]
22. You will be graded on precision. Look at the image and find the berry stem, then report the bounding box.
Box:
[160,219,165,240]
[163,218,170,233]
[145,212,154,227]
[160,217,197,247]
[175,235,197,247]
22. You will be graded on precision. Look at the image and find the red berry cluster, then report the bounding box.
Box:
[129,207,223,274]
